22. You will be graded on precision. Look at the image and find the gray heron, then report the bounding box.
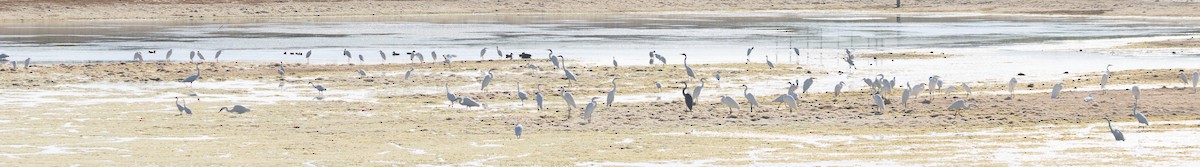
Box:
[165,49,173,61]
[535,84,545,111]
[446,83,458,108]
[305,50,312,64]
[1193,72,1199,93]
[844,49,856,69]
[1133,104,1149,126]
[496,46,503,58]
[1008,77,1018,98]
[403,67,414,80]
[683,54,695,80]
[175,97,192,115]
[745,47,754,64]
[430,51,438,61]
[1106,117,1125,141]
[682,83,694,111]
[765,55,774,69]
[189,51,196,62]
[654,51,667,66]
[1132,85,1141,103]
[649,51,656,65]
[379,50,387,63]
[1050,83,1063,99]
[278,62,286,78]
[214,50,223,62]
[408,51,425,63]
[309,82,327,96]
[480,48,487,59]
[356,69,367,78]
[182,64,201,87]
[459,97,482,108]
[197,52,206,61]
[134,52,144,62]
[514,123,523,139]
[343,49,352,63]
[517,81,529,105]
[23,58,30,68]
[357,54,365,63]
[218,105,250,114]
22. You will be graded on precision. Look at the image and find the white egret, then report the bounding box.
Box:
[134,52,144,62]
[863,78,877,93]
[945,85,957,95]
[872,93,885,112]
[834,81,845,99]
[445,83,458,108]
[765,55,774,69]
[459,97,482,108]
[741,85,760,112]
[692,78,706,103]
[1100,73,1110,93]
[1133,104,1149,126]
[682,53,695,80]
[802,77,815,94]
[23,58,30,68]
[309,82,327,96]
[583,97,599,123]
[561,86,578,118]
[1181,72,1190,85]
[901,87,911,109]
[218,105,250,114]
[1193,72,1199,93]
[912,83,926,98]
[960,83,971,96]
[561,56,577,83]
[606,78,618,107]
[481,69,495,91]
[526,63,541,70]
[535,84,545,111]
[182,64,201,87]
[548,49,561,68]
[947,99,976,116]
[175,97,192,115]
[514,123,523,139]
[771,94,797,112]
[682,83,695,111]
[927,76,939,96]
[720,96,740,114]
[1132,85,1141,103]
[1050,83,1063,99]
[715,71,723,87]
[1008,77,1018,98]
[403,67,414,80]
[1106,117,1125,141]
[516,81,530,105]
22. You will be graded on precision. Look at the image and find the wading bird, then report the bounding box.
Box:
[459,97,481,108]
[182,64,201,87]
[134,52,144,62]
[1050,83,1063,99]
[1132,85,1141,103]
[517,81,529,105]
[1008,77,1018,98]
[682,83,695,111]
[583,97,599,123]
[561,86,578,118]
[218,105,250,114]
[802,77,815,94]
[480,48,487,59]
[606,78,618,107]
[682,53,695,80]
[741,85,760,112]
[561,56,577,84]
[834,81,845,99]
[1106,116,1125,141]
[481,69,495,91]
[309,82,327,96]
[548,49,560,68]
[745,47,754,64]
[765,55,774,69]
[872,93,885,112]
[514,123,522,139]
[720,95,740,114]
[165,49,173,61]
[901,87,911,109]
[305,50,313,64]
[1133,104,1149,126]
[356,69,367,78]
[175,97,192,115]
[404,67,414,80]
[446,83,458,108]
[535,84,545,111]
[692,78,706,103]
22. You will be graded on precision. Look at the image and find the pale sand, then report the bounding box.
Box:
[2,0,1200,21]
[0,59,1198,165]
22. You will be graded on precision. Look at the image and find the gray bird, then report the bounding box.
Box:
[174,97,192,115]
[682,83,695,111]
[583,97,599,123]
[445,83,458,108]
[514,123,523,139]
[459,97,482,108]
[517,81,529,104]
[134,52,144,62]
[535,84,545,111]
[1106,117,1125,141]
[218,105,250,114]
[403,67,414,80]
[182,64,201,87]
[309,82,327,96]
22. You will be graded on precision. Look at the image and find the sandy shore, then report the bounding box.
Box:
[2,0,1200,21]
[1,59,1199,165]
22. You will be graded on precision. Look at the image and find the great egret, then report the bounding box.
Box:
[1180,72,1190,85]
[309,82,327,96]
[535,84,545,111]
[720,96,740,114]
[459,97,481,108]
[175,97,192,115]
[1132,85,1141,103]
[481,69,495,91]
[356,69,367,78]
[802,77,815,94]
[682,53,695,80]
[960,83,971,96]
[901,87,911,109]
[517,81,529,104]
[863,78,877,93]
[514,123,523,139]
[182,64,201,87]
[480,48,487,59]
[548,49,561,68]
[834,81,845,99]
[214,50,223,62]
[682,83,694,111]
[741,85,760,112]
[692,78,706,103]
[583,97,599,123]
[765,55,775,69]
[606,78,618,107]
[218,105,250,114]
[912,83,926,98]
[165,49,173,61]
[1106,117,1125,141]
[947,99,976,115]
[927,76,939,96]
[445,83,458,108]
[404,67,414,80]
[872,93,885,112]
[1133,104,1149,126]
[1193,72,1199,93]
[1100,73,1110,93]
[134,52,144,62]
[1050,83,1063,99]
[305,50,313,64]
[771,94,797,112]
[561,56,577,83]
[561,86,578,118]
[526,63,541,70]
[1008,77,1018,98]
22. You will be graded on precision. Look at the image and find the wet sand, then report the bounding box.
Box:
[3,0,1200,21]
[1,58,1199,165]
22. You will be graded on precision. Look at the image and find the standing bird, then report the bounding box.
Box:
[189,51,196,62]
[715,71,722,86]
[357,54,365,63]
[1085,93,1095,103]
[692,78,706,103]
[960,83,972,96]
[514,124,523,139]
[355,70,368,78]
[277,62,286,78]
[1132,85,1141,104]
[495,46,503,58]
[480,69,495,91]
[834,81,845,99]
[1050,83,1063,99]
[802,77,815,94]
[175,97,193,115]
[739,85,761,112]
[480,48,488,59]
[1192,72,1199,93]
[947,99,976,116]
[164,49,173,61]
[23,58,30,68]
[612,56,619,72]
[606,78,618,107]
[430,51,438,61]
[548,49,561,68]
[654,51,667,66]
[343,49,352,63]
[683,54,696,80]
[134,52,144,62]
[214,50,223,62]
[1180,72,1190,85]
[1008,77,1018,98]
[217,105,251,114]
[516,81,529,105]
[765,55,775,69]
[649,51,656,65]
[583,97,599,123]
[1100,73,1110,93]
[872,93,885,112]
[772,94,798,112]
[682,83,695,111]
[403,67,414,80]
[445,83,458,108]
[720,96,740,114]
[1106,117,1125,141]
[10,61,15,70]
[181,64,201,87]
[305,50,313,64]
[525,63,541,70]
[901,87,912,109]
[1133,104,1149,126]
[561,87,578,118]
[196,52,206,62]
[561,56,577,84]
[379,50,388,63]
[309,82,327,96]
[655,81,663,89]
[459,97,482,109]
[535,84,545,111]
[408,51,425,63]
[745,47,754,64]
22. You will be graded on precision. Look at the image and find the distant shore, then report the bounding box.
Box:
[1,0,1199,21]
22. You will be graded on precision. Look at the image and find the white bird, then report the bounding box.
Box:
[1106,117,1125,141]
[1132,85,1141,103]
[403,67,414,80]
[1100,73,1110,92]
[214,50,223,62]
[802,77,815,94]
[1050,83,1063,99]
[771,94,797,112]
[561,87,578,118]
[175,97,192,115]
[912,83,926,98]
[305,50,313,64]
[1193,72,1199,93]
[834,81,846,99]
[134,52,144,62]
[1084,93,1095,103]
[23,58,30,68]
[741,85,760,112]
[960,83,971,96]
[944,85,957,95]
[514,123,523,139]
[309,82,327,96]
[165,49,173,61]
[459,97,482,108]
[277,62,286,77]
[535,84,545,111]
[872,93,885,112]
[548,49,561,68]
[720,95,740,114]
[683,54,695,79]
[583,97,599,123]
[765,55,775,69]
[481,69,495,91]
[1008,77,1018,98]
[946,99,977,116]
[692,78,706,103]
[901,87,911,109]
[606,78,618,107]
[445,83,458,108]
[927,76,939,96]
[524,63,541,71]
[561,56,577,83]
[1180,72,1190,85]
[516,81,529,104]
[181,64,201,87]
[218,105,251,114]
[1133,104,1149,126]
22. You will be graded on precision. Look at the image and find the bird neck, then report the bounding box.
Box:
[1107,120,1114,130]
